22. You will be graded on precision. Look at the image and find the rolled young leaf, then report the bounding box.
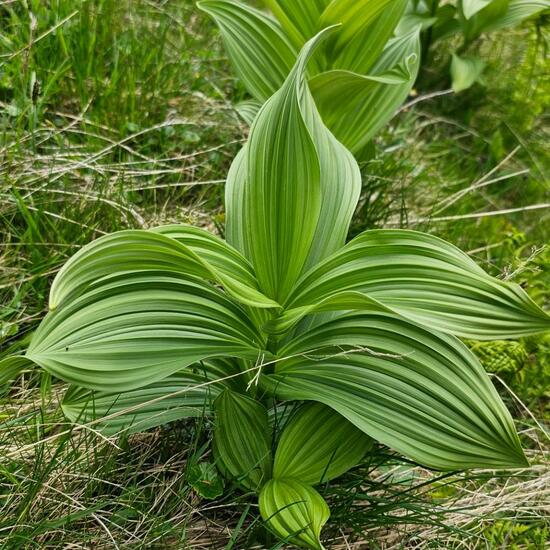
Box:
[259,478,329,550]
[198,0,297,102]
[213,389,272,490]
[225,27,361,302]
[284,230,550,339]
[27,271,266,392]
[273,402,373,484]
[262,311,529,471]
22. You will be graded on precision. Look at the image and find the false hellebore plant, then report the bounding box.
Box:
[198,0,419,158]
[16,31,550,549]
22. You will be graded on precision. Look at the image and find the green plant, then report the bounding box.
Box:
[402,0,550,91]
[5,31,550,549]
[198,0,420,158]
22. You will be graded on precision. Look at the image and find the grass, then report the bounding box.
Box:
[1,1,549,548]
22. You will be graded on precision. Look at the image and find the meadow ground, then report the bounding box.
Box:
[1,1,549,548]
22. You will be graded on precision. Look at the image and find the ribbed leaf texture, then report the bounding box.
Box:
[19,24,550,550]
[225,28,361,301]
[213,389,272,490]
[274,402,373,484]
[259,478,330,550]
[262,311,529,470]
[200,0,418,155]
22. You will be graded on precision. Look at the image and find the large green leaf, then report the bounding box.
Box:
[319,0,394,55]
[262,311,528,470]
[62,368,222,435]
[462,0,510,40]
[151,224,278,308]
[310,29,420,155]
[213,389,272,490]
[462,0,494,19]
[262,0,328,44]
[198,0,297,102]
[27,271,266,392]
[49,229,278,310]
[273,402,373,484]
[226,28,361,302]
[333,0,408,74]
[484,0,550,31]
[284,230,550,339]
[259,478,329,550]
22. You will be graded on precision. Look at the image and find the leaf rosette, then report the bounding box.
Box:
[9,28,549,550]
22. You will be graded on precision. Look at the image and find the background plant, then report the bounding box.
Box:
[402,0,550,91]
[198,0,420,159]
[4,29,549,549]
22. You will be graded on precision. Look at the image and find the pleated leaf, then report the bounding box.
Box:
[310,29,420,155]
[259,478,329,550]
[264,291,390,336]
[62,368,223,435]
[483,0,550,31]
[151,224,278,308]
[319,0,394,56]
[262,0,328,44]
[226,28,361,302]
[198,0,297,102]
[285,230,550,339]
[236,98,262,124]
[333,0,408,74]
[462,0,510,41]
[213,389,272,490]
[49,229,278,310]
[262,311,528,470]
[27,271,265,392]
[274,402,373,484]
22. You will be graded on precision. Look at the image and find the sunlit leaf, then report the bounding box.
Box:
[226,28,361,301]
[462,0,494,19]
[285,230,550,339]
[274,402,373,484]
[263,311,529,470]
[310,29,420,155]
[28,271,265,392]
[259,478,329,549]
